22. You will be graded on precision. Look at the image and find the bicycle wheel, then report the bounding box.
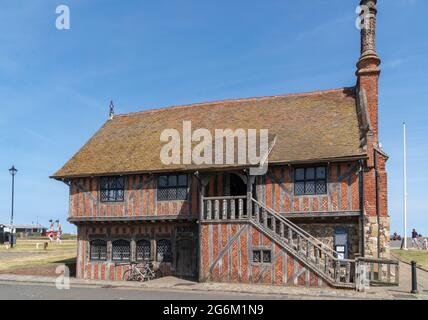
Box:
[154,268,163,279]
[145,269,156,281]
[146,268,162,280]
[123,268,142,281]
[122,268,134,281]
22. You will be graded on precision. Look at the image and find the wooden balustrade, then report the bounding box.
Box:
[202,196,247,221]
[356,257,399,286]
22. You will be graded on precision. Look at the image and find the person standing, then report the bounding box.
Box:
[412,229,420,249]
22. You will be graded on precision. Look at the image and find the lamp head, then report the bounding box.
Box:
[9,165,17,176]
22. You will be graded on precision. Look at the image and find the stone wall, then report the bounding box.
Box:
[363,216,390,259]
[298,222,360,259]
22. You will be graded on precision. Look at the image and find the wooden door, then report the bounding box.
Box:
[175,238,196,277]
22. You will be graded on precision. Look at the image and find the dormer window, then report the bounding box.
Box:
[100,176,125,202]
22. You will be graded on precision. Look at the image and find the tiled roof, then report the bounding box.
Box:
[52,87,365,178]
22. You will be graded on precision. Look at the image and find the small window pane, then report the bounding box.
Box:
[158,176,168,187]
[295,168,305,181]
[253,250,261,263]
[295,182,305,195]
[100,190,108,202]
[158,188,168,201]
[101,178,109,189]
[168,175,177,186]
[316,167,326,179]
[306,168,315,180]
[117,189,124,201]
[108,177,115,189]
[176,187,187,200]
[168,188,177,200]
[305,181,316,195]
[262,250,271,263]
[316,181,327,194]
[117,177,124,188]
[178,175,187,186]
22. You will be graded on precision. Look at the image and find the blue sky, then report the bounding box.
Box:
[0,0,426,234]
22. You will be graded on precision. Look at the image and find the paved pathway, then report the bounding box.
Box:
[0,260,427,300]
[369,260,428,299]
[0,282,294,300]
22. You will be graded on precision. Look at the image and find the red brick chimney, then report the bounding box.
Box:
[357,0,381,145]
[356,0,390,259]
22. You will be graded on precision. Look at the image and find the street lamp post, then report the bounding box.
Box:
[9,165,17,248]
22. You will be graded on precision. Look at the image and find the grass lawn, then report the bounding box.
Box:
[0,239,77,272]
[391,249,428,270]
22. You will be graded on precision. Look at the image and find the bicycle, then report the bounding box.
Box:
[122,261,162,282]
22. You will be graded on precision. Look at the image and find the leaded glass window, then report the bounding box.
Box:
[253,250,261,263]
[90,239,107,261]
[100,176,125,202]
[252,249,271,264]
[112,239,130,262]
[262,250,272,263]
[294,166,327,196]
[136,239,151,261]
[157,174,188,201]
[156,239,172,262]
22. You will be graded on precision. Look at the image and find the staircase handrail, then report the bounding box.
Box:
[251,198,341,260]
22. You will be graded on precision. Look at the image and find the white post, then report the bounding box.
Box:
[403,122,408,250]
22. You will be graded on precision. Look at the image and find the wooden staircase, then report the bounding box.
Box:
[201,195,400,289]
[249,198,355,288]
[201,196,355,288]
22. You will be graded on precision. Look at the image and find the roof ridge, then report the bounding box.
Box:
[115,87,355,118]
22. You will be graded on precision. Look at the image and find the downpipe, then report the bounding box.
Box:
[374,150,381,258]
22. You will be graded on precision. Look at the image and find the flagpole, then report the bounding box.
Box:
[403,122,408,250]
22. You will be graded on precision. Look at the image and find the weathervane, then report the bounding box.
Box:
[109,100,115,120]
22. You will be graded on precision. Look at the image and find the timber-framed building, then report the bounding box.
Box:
[52,1,392,288]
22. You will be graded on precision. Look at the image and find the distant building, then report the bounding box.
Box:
[0,224,48,243]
